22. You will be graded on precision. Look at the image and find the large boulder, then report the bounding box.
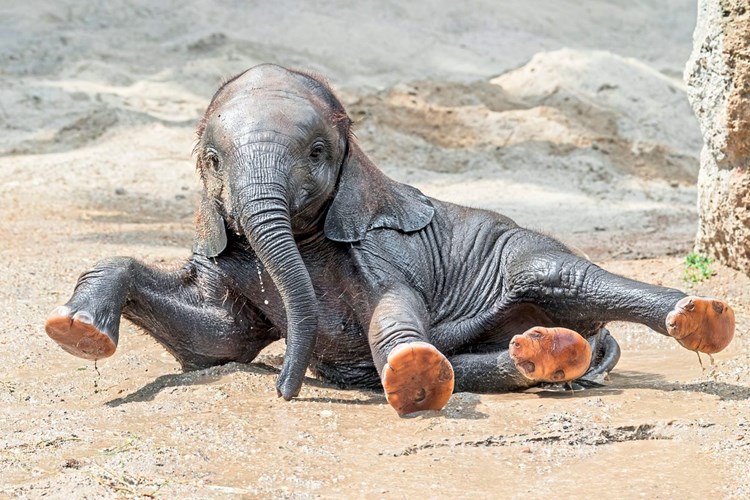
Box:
[685,0,750,274]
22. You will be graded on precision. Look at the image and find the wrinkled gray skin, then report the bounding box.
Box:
[50,64,691,398]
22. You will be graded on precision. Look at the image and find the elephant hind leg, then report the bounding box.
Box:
[576,327,621,386]
[450,350,532,393]
[666,296,734,354]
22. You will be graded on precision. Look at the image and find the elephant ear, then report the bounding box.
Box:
[193,193,228,257]
[324,143,434,242]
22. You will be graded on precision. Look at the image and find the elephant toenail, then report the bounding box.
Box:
[73,311,94,324]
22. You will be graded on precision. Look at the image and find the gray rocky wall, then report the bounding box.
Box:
[685,0,750,274]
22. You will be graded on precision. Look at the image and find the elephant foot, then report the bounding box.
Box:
[45,306,117,361]
[509,326,592,383]
[666,296,734,354]
[382,342,454,416]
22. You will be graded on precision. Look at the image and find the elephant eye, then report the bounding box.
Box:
[205,150,220,172]
[309,141,326,162]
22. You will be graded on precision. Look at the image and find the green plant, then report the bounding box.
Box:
[683,252,713,284]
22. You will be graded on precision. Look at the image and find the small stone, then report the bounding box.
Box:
[114,187,126,195]
[62,458,82,469]
[521,447,532,454]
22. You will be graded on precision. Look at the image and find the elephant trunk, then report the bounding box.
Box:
[237,161,318,400]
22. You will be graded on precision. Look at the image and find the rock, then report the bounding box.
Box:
[685,0,750,275]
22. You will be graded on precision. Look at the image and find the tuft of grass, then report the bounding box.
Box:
[683,252,713,284]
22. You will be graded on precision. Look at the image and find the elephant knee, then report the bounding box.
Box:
[506,252,596,301]
[79,256,135,282]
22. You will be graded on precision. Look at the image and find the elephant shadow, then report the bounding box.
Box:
[104,361,488,418]
[609,369,750,401]
[106,364,748,415]
[524,368,750,402]
[105,361,386,408]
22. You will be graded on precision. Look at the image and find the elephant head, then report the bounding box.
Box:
[193,64,434,399]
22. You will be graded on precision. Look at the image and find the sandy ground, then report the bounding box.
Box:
[2,1,750,498]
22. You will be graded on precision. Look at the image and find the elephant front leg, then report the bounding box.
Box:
[45,257,132,360]
[45,256,275,370]
[369,285,454,416]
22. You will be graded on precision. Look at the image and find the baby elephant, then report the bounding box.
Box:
[46,64,735,415]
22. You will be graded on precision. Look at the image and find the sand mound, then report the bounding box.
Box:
[352,49,699,182]
[493,48,701,169]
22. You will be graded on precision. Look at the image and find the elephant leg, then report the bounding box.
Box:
[45,256,277,370]
[577,327,621,386]
[451,327,619,392]
[450,350,533,393]
[504,231,735,354]
[368,284,454,415]
[531,327,624,391]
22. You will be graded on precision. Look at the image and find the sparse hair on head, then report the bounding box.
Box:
[195,70,248,141]
[288,67,353,135]
[194,65,353,144]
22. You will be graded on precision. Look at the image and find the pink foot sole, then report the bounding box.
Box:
[509,326,592,382]
[382,342,454,416]
[666,296,734,354]
[45,306,116,361]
